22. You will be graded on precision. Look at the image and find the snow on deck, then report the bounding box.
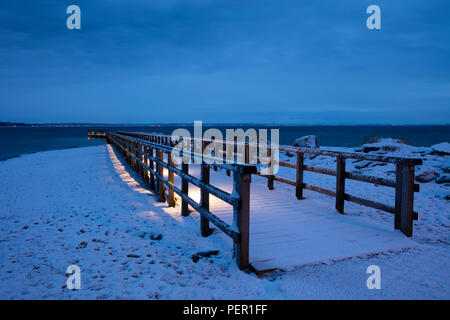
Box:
[172,166,415,272]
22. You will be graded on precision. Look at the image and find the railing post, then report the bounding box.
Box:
[335,156,346,214]
[139,143,144,179]
[200,163,211,236]
[149,146,155,190]
[233,167,251,270]
[157,149,165,202]
[395,163,415,237]
[296,152,304,199]
[143,145,149,184]
[168,152,175,207]
[181,161,189,216]
[267,148,274,190]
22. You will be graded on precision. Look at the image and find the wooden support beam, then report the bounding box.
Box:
[233,169,251,270]
[181,161,189,216]
[168,153,175,207]
[335,156,346,214]
[158,149,165,202]
[296,152,304,200]
[149,146,155,190]
[200,163,211,236]
[143,145,149,184]
[395,164,415,237]
[267,148,274,190]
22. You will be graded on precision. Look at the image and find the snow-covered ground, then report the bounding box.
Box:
[0,140,448,299]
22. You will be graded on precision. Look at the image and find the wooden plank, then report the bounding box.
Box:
[200,163,211,236]
[397,164,415,237]
[233,170,251,270]
[273,175,296,186]
[158,149,165,202]
[335,156,346,214]
[168,153,175,207]
[296,153,304,199]
[304,165,336,176]
[181,161,189,216]
[346,171,394,188]
[303,183,336,197]
[278,161,296,169]
[149,146,155,190]
[344,193,395,214]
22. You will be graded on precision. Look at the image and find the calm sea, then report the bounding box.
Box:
[0,125,449,161]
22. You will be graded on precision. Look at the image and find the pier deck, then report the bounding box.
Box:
[175,166,414,273]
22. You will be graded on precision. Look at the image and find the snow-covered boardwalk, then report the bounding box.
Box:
[179,165,414,273]
[1,144,448,299]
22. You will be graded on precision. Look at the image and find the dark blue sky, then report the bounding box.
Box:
[0,0,449,124]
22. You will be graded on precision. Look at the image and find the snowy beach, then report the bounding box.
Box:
[0,141,449,299]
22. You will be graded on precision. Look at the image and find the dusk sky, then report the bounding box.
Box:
[0,0,449,124]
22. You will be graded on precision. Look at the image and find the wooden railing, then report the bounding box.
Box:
[109,131,422,238]
[260,145,422,237]
[106,131,257,270]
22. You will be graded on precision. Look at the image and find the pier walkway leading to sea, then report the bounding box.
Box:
[101,130,422,273]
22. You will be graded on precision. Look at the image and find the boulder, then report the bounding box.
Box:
[363,146,381,153]
[293,135,319,148]
[436,174,450,184]
[354,160,371,169]
[431,142,450,156]
[415,168,440,183]
[440,159,450,173]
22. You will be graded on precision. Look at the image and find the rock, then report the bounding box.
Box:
[381,145,398,152]
[431,142,450,155]
[284,151,294,158]
[436,174,450,184]
[445,194,450,200]
[440,159,450,173]
[363,146,381,153]
[415,168,440,183]
[150,233,162,241]
[354,161,371,169]
[293,135,319,148]
[197,250,219,258]
[76,241,88,249]
[191,250,219,263]
[369,162,387,167]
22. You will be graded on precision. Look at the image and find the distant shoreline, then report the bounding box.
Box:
[1,122,450,127]
[0,145,87,162]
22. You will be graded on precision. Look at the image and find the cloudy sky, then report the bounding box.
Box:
[0,0,449,124]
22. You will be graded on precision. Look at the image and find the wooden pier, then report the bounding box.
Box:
[98,130,422,272]
[88,130,106,138]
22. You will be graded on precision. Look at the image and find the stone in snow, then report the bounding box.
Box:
[287,135,319,158]
[150,233,163,241]
[363,146,381,153]
[293,135,319,148]
[191,250,219,263]
[415,168,440,183]
[436,174,450,184]
[431,142,450,156]
[354,160,371,169]
[440,159,450,173]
